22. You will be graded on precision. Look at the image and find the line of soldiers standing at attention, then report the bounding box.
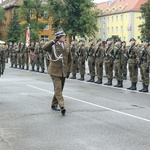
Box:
[0,44,5,77]
[3,40,50,73]
[69,37,150,93]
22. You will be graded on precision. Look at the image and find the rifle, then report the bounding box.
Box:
[127,44,134,59]
[138,47,147,67]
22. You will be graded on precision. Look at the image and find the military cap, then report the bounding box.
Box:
[115,38,121,42]
[55,28,66,37]
[129,38,136,42]
[89,38,93,42]
[79,39,85,43]
[141,38,149,43]
[106,38,113,41]
[97,38,102,42]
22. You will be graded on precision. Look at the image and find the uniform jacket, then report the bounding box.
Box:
[42,40,72,77]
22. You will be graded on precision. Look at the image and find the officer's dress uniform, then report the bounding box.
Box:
[42,40,71,111]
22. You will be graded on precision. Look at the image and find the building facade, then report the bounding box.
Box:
[96,0,147,44]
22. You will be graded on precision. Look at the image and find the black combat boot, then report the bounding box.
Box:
[22,66,24,69]
[130,82,137,90]
[127,82,133,90]
[107,79,112,86]
[61,107,66,115]
[87,76,92,82]
[15,64,17,68]
[95,78,102,84]
[78,75,84,81]
[90,76,95,82]
[36,67,39,72]
[70,74,76,79]
[11,64,13,68]
[114,80,120,87]
[31,66,34,71]
[40,69,44,73]
[123,74,127,80]
[19,65,21,69]
[142,85,149,92]
[117,81,123,88]
[104,79,109,85]
[139,84,145,92]
[26,66,29,70]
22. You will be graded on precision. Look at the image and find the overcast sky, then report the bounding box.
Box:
[93,0,107,3]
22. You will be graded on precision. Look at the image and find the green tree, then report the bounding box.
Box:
[6,9,21,42]
[139,0,150,39]
[48,0,99,38]
[17,0,49,41]
[0,6,6,39]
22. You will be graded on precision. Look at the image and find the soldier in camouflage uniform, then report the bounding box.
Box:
[20,42,25,69]
[0,44,5,77]
[39,40,45,73]
[127,38,139,90]
[70,39,78,79]
[122,41,128,80]
[9,42,13,67]
[34,42,40,72]
[138,38,150,92]
[87,39,96,82]
[11,42,18,68]
[104,38,114,86]
[4,44,9,63]
[113,38,124,88]
[17,42,22,69]
[29,42,35,71]
[93,38,104,84]
[77,39,86,81]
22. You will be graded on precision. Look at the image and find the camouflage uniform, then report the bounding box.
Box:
[29,42,35,71]
[70,40,78,79]
[87,39,95,82]
[127,38,139,90]
[138,38,150,92]
[104,38,114,86]
[0,45,5,76]
[93,39,104,84]
[35,42,40,72]
[11,43,18,68]
[77,39,86,81]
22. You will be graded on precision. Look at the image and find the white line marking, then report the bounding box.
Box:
[28,84,150,123]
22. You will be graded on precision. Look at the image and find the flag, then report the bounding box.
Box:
[26,27,30,47]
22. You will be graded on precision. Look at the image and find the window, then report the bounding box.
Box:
[103,23,105,28]
[116,16,118,21]
[107,17,109,23]
[116,27,118,32]
[107,27,109,33]
[43,24,49,30]
[120,15,123,21]
[112,16,114,22]
[41,35,49,41]
[120,26,122,32]
[112,27,113,33]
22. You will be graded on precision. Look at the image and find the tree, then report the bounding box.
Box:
[48,0,99,38]
[0,6,6,39]
[139,0,150,39]
[17,0,49,41]
[6,9,21,42]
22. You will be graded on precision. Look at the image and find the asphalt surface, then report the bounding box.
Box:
[0,62,150,150]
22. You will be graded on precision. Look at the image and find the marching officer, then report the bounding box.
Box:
[42,29,72,115]
[0,43,5,76]
[127,38,139,90]
[138,38,150,92]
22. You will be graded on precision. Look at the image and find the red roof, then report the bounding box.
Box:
[97,0,148,15]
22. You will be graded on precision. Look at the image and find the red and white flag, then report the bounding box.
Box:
[26,27,30,47]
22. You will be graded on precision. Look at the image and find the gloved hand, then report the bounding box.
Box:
[146,66,149,73]
[120,64,123,69]
[82,61,85,65]
[92,61,95,66]
[54,36,61,43]
[66,72,70,78]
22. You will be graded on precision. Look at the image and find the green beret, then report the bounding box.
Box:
[79,39,85,43]
[97,38,101,42]
[141,38,149,43]
[129,38,136,42]
[107,38,113,41]
[89,38,93,42]
[115,38,121,42]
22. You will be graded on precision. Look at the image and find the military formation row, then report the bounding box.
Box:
[1,37,150,92]
[69,37,150,93]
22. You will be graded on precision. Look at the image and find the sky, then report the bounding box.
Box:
[93,0,107,3]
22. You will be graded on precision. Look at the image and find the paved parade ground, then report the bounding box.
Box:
[0,63,150,150]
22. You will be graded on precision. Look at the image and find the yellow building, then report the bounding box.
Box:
[0,0,55,41]
[96,0,147,44]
